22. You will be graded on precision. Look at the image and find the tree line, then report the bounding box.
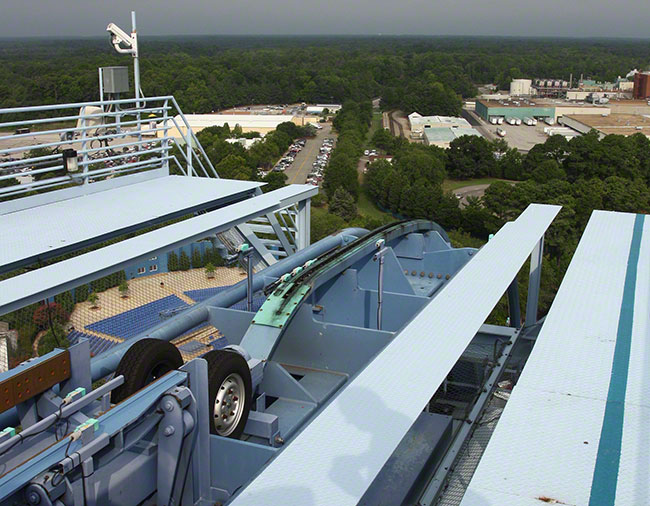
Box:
[322,101,372,204]
[362,127,650,319]
[173,120,314,190]
[3,37,649,120]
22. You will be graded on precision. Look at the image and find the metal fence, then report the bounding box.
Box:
[0,238,259,370]
[0,96,217,199]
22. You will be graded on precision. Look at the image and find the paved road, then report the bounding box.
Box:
[284,124,335,184]
[388,110,405,138]
[461,109,496,142]
[453,184,491,207]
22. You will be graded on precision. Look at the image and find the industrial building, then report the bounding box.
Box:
[476,98,610,124]
[532,78,570,98]
[225,137,262,150]
[169,113,319,137]
[561,113,650,138]
[407,113,482,147]
[408,112,473,131]
[305,104,342,115]
[633,72,650,99]
[509,79,532,96]
[423,127,482,148]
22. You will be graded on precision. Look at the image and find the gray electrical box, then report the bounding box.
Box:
[101,66,130,94]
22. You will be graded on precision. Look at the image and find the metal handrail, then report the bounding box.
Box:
[0,96,217,199]
[0,95,175,115]
[0,105,171,132]
[0,156,171,196]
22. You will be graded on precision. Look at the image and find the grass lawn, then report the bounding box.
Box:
[442,178,515,192]
[364,112,383,149]
[357,187,391,221]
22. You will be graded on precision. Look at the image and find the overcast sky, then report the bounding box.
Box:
[2,0,649,38]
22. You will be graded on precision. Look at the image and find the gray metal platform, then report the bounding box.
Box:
[229,204,560,506]
[462,210,650,506]
[0,184,317,315]
[0,174,261,273]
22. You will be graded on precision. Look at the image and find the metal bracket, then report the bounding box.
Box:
[244,411,280,446]
[156,387,196,506]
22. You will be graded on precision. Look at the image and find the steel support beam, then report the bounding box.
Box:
[525,236,544,327]
[236,224,277,266]
[0,186,313,315]
[296,199,311,250]
[507,278,521,328]
[266,212,296,256]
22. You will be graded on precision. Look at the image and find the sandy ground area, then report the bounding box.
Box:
[69,266,245,345]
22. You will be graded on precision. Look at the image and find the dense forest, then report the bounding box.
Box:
[1,36,649,117]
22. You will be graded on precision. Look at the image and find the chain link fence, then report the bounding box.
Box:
[0,236,260,370]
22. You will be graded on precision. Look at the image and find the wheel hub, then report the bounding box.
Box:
[214,373,245,436]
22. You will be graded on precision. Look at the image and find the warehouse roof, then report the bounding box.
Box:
[478,98,610,110]
[409,113,471,128]
[424,127,481,144]
[565,113,650,136]
[174,114,295,129]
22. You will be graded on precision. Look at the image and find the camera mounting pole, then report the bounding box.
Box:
[107,11,141,107]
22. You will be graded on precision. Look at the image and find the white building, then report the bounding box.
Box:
[423,127,482,149]
[170,114,298,137]
[510,79,533,96]
[406,112,482,148]
[408,113,473,133]
[225,137,263,150]
[306,104,342,115]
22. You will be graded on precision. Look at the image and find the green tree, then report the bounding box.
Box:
[531,159,566,183]
[88,292,99,309]
[446,136,496,179]
[38,324,69,356]
[215,154,251,180]
[261,171,287,192]
[329,188,357,221]
[118,280,129,298]
[311,211,346,242]
[167,251,179,271]
[74,284,89,303]
[191,247,204,268]
[55,291,75,314]
[179,251,191,271]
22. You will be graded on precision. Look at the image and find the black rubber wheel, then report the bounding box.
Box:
[204,350,252,438]
[111,338,183,404]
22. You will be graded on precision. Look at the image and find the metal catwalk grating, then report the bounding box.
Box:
[436,398,506,506]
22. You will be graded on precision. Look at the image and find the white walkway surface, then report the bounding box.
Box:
[462,210,649,506]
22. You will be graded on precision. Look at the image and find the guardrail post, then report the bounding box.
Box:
[80,113,89,185]
[162,99,169,174]
[186,124,193,176]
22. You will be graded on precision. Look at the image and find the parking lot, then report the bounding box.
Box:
[463,108,549,152]
[283,124,336,185]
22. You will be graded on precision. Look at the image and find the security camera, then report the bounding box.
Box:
[106,23,136,55]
